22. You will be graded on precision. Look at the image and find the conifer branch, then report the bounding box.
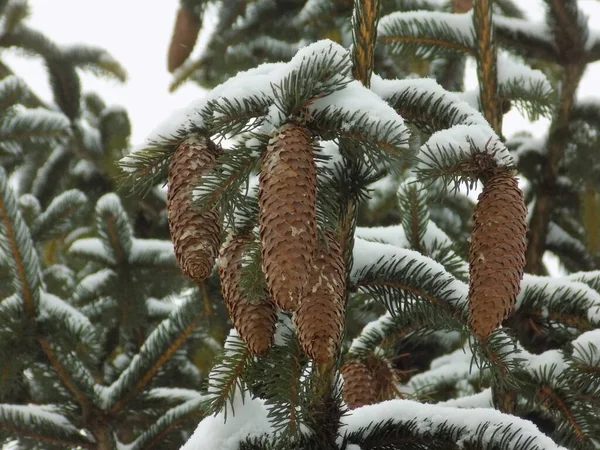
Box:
[104,293,207,414]
[351,0,380,87]
[38,338,95,411]
[525,67,586,274]
[129,397,206,450]
[0,168,41,315]
[472,0,500,134]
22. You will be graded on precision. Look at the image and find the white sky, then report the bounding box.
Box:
[4,0,600,146]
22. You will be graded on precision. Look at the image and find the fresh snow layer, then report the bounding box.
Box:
[180,392,272,450]
[0,403,77,432]
[39,292,92,329]
[572,329,600,365]
[340,399,567,450]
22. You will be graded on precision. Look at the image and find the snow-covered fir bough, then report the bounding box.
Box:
[2,0,600,449]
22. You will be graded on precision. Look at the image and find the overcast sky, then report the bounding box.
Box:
[4,0,600,145]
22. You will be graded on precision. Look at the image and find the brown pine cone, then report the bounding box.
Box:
[452,0,472,13]
[367,356,397,402]
[218,233,277,355]
[469,171,527,339]
[294,234,345,363]
[167,136,221,282]
[168,6,201,73]
[341,360,378,409]
[259,123,318,311]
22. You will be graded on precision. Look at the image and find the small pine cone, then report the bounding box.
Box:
[452,0,472,13]
[341,360,378,409]
[168,6,201,72]
[366,356,397,402]
[218,233,277,355]
[167,136,221,282]
[259,123,318,311]
[294,234,345,363]
[469,171,527,339]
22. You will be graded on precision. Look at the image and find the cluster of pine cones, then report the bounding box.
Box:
[166,123,344,363]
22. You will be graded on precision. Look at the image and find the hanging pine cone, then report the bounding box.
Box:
[259,123,318,311]
[452,0,472,13]
[167,136,222,282]
[218,233,277,355]
[294,234,345,362]
[341,360,378,409]
[168,5,201,72]
[367,356,398,402]
[469,170,527,339]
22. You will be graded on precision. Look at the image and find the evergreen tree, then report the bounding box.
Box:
[1,0,600,450]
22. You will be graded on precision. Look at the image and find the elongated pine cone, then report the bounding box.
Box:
[218,233,277,355]
[167,136,221,282]
[469,171,527,339]
[294,234,345,363]
[168,6,201,72]
[341,360,378,409]
[259,123,317,311]
[368,356,397,402]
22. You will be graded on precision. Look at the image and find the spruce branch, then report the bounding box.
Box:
[0,404,94,449]
[30,189,88,242]
[129,396,206,450]
[102,291,207,413]
[378,10,475,60]
[0,167,42,315]
[0,108,70,145]
[473,0,500,133]
[351,0,380,87]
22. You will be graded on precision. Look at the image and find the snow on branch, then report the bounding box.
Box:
[0,403,92,447]
[340,398,567,450]
[378,10,475,59]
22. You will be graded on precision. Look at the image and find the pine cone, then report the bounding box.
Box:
[168,6,201,72]
[167,136,221,282]
[469,171,527,339]
[367,356,397,402]
[294,234,345,363]
[218,233,277,355]
[452,0,472,13]
[341,360,378,409]
[259,123,318,311]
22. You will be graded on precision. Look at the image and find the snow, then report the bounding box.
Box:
[39,291,92,329]
[406,358,471,396]
[0,403,78,432]
[522,349,567,378]
[128,238,175,265]
[69,237,116,264]
[349,312,395,354]
[146,297,176,316]
[144,387,203,402]
[438,388,493,409]
[351,237,469,311]
[378,10,475,55]
[180,391,272,450]
[572,329,600,366]
[517,274,600,325]
[355,225,409,249]
[124,39,350,162]
[496,54,552,97]
[308,79,408,142]
[419,123,512,168]
[340,399,567,450]
[73,269,115,300]
[1,108,71,139]
[370,76,487,128]
[493,15,553,48]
